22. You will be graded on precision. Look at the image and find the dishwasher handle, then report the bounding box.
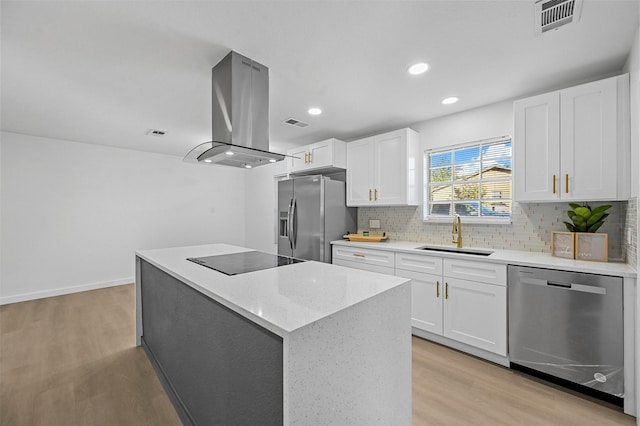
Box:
[520,276,606,295]
[547,280,571,288]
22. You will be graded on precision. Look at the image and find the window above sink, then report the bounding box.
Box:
[424,136,512,224]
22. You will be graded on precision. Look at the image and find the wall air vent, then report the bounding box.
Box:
[283,118,309,128]
[535,0,583,34]
[146,129,167,136]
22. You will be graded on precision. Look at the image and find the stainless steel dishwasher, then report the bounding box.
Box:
[508,265,623,404]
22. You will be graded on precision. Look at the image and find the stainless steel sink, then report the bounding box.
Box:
[416,245,494,256]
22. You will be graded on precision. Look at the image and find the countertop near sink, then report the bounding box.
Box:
[331,240,637,278]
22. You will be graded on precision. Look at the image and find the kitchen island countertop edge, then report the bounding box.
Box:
[136,243,410,337]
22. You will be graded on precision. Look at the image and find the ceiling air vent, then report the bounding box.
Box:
[283,118,309,128]
[535,0,583,34]
[146,129,167,136]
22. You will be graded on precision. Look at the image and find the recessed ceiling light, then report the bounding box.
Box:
[244,164,252,169]
[408,62,429,75]
[308,107,322,116]
[203,159,213,163]
[442,96,459,105]
[225,151,234,156]
[269,158,277,163]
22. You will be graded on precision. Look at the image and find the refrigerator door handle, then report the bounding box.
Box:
[287,198,294,251]
[291,197,298,250]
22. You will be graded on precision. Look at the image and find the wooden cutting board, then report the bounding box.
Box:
[343,234,388,242]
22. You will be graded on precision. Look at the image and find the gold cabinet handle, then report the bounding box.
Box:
[352,253,365,258]
[374,189,378,201]
[445,282,449,299]
[552,175,556,194]
[436,281,440,298]
[308,152,312,163]
[369,189,372,201]
[565,174,569,193]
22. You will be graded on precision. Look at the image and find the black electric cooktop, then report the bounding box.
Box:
[187,251,305,276]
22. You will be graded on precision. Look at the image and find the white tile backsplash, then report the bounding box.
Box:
[358,201,630,262]
[624,197,637,264]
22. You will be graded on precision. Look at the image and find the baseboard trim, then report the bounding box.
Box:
[0,277,134,305]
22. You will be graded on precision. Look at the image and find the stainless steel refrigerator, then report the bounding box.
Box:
[278,175,356,263]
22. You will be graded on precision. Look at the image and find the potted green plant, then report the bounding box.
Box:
[563,203,611,233]
[561,203,611,262]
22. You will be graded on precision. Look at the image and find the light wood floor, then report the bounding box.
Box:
[1,284,634,426]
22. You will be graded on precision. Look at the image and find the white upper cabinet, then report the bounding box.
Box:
[513,92,561,201]
[514,74,629,202]
[346,128,420,206]
[286,138,346,175]
[346,137,376,205]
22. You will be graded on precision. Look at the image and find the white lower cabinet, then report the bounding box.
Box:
[331,245,507,357]
[442,277,507,355]
[396,252,507,356]
[395,252,443,335]
[396,269,443,335]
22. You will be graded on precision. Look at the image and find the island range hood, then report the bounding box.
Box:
[184,51,285,169]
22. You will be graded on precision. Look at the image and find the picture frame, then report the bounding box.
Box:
[575,233,608,262]
[551,231,575,259]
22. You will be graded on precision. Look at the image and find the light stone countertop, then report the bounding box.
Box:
[331,239,637,278]
[136,243,410,337]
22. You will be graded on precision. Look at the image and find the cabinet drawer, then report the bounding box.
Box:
[332,246,395,269]
[395,252,443,275]
[333,258,394,275]
[443,259,506,286]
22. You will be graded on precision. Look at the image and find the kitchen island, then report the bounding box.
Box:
[135,243,411,426]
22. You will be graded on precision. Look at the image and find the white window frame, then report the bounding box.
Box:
[423,136,512,224]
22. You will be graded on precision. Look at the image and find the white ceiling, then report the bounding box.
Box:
[1,1,638,157]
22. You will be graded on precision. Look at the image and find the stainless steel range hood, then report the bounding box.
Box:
[184,51,285,169]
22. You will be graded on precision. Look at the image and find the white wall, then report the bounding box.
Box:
[622,22,639,426]
[244,160,287,254]
[0,131,246,304]
[408,100,514,206]
[411,100,514,151]
[624,26,640,200]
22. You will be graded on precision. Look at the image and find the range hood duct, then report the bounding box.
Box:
[184,51,285,169]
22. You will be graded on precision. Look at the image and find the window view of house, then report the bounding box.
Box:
[425,138,512,219]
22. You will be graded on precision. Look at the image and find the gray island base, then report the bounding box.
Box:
[135,244,411,426]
